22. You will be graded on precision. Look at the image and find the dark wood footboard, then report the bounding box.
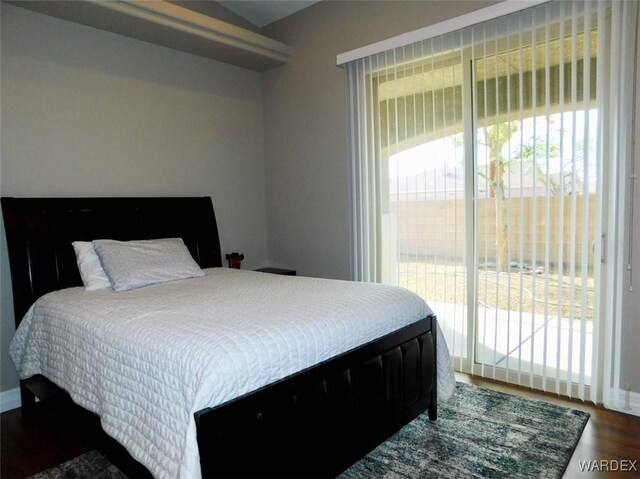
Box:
[195,315,437,478]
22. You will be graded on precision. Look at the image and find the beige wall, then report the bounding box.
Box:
[622,38,640,395]
[261,1,497,280]
[624,146,640,394]
[0,4,269,391]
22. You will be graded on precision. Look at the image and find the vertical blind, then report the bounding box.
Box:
[347,0,638,408]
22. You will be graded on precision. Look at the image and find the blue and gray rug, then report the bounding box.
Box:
[28,450,125,479]
[341,382,589,478]
[29,382,589,479]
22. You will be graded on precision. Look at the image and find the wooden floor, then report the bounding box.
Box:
[1,397,97,479]
[2,374,639,478]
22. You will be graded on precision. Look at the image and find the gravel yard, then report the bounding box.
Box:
[397,261,595,321]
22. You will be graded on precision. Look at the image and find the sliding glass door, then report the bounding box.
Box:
[356,1,605,399]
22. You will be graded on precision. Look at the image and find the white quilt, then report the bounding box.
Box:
[10,268,455,479]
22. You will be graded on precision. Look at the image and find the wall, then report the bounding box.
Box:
[0,4,269,392]
[621,33,640,397]
[261,1,497,280]
[623,132,640,397]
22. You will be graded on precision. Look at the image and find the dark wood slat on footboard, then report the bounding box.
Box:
[195,315,437,478]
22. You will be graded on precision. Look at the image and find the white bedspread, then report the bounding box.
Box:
[10,268,455,479]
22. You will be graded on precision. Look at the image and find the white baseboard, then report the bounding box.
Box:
[624,390,640,414]
[0,387,21,413]
[615,388,640,416]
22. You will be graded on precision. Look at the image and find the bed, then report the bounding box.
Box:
[2,196,450,479]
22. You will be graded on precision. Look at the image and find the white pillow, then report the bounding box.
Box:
[93,238,204,292]
[72,241,113,291]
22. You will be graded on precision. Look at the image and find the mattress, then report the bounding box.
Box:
[9,268,455,479]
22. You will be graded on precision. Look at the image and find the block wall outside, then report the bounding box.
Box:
[390,194,597,270]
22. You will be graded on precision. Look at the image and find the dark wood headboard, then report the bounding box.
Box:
[1,197,222,328]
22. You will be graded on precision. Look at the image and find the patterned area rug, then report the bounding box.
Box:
[29,382,589,479]
[341,382,589,479]
[28,450,126,479]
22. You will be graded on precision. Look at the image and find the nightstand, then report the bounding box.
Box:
[254,267,296,276]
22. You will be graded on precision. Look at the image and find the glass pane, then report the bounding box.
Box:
[473,13,599,384]
[379,45,468,361]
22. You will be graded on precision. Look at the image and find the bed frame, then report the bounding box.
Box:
[1,196,437,478]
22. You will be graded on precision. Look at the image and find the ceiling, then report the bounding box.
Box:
[218,0,320,28]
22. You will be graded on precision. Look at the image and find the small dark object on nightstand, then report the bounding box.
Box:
[225,252,244,269]
[254,267,296,276]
